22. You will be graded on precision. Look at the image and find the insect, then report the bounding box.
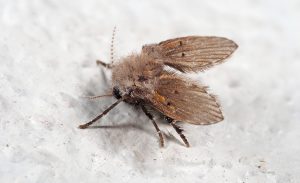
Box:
[79,28,238,148]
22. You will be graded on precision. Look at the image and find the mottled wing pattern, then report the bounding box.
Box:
[148,72,224,125]
[143,36,238,72]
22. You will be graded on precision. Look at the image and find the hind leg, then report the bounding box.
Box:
[165,116,190,147]
[141,105,164,147]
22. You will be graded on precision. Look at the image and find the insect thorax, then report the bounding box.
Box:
[111,54,163,99]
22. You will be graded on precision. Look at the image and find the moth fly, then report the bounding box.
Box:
[79,28,238,148]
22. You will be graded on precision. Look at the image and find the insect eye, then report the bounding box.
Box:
[127,87,134,95]
[113,86,122,99]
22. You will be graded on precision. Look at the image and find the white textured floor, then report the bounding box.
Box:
[1,0,299,182]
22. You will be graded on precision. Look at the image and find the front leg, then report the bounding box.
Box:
[141,105,164,147]
[78,97,125,129]
[96,60,112,69]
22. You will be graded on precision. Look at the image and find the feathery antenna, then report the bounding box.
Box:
[110,26,117,65]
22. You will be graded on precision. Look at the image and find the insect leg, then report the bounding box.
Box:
[96,60,112,69]
[141,105,164,147]
[78,97,125,129]
[165,116,190,147]
[82,94,113,100]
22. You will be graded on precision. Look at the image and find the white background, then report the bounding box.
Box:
[0,0,299,182]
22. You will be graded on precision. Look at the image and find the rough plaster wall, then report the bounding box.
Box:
[0,0,299,182]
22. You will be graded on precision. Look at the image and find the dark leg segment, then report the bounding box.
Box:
[79,97,124,129]
[96,60,112,69]
[165,116,190,147]
[141,105,164,147]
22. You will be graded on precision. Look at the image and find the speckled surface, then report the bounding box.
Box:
[0,0,299,182]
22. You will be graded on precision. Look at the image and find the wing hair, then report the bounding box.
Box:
[148,72,224,125]
[142,36,238,72]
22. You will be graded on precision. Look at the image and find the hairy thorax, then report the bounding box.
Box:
[111,53,163,103]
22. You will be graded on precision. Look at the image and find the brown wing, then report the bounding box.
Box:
[148,72,224,125]
[142,36,238,72]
